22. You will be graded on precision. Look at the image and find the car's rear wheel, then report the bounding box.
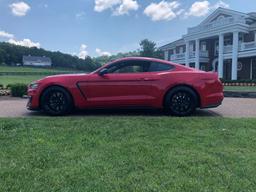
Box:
[164,86,198,116]
[41,86,73,116]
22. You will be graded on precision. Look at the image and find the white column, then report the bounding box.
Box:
[195,39,200,69]
[172,48,176,61]
[185,41,189,67]
[164,50,169,61]
[232,31,239,80]
[218,34,224,78]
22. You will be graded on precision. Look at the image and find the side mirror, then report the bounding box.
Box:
[98,68,108,76]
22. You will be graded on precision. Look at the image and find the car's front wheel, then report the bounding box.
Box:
[164,86,198,116]
[40,86,73,116]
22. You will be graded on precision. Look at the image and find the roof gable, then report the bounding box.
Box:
[200,7,248,26]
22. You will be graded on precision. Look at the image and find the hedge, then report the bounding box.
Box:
[9,83,27,97]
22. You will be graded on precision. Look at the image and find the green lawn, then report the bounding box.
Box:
[0,75,45,86]
[0,65,80,73]
[224,86,256,92]
[1,117,256,191]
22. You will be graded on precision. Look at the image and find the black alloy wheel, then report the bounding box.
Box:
[41,86,73,116]
[165,86,197,116]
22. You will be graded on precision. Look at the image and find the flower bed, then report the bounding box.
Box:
[0,83,27,97]
[0,89,11,96]
[221,80,256,86]
[223,82,256,86]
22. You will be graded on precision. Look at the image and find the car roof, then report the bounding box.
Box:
[112,57,167,63]
[94,57,195,73]
[107,57,193,70]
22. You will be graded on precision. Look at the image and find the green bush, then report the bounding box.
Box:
[0,84,3,89]
[10,83,27,97]
[6,84,12,89]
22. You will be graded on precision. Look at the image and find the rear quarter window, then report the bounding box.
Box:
[148,62,174,72]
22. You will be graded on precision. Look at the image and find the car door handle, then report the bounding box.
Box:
[141,78,156,81]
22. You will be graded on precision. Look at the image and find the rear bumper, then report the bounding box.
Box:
[201,92,224,109]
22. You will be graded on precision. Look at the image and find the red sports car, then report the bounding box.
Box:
[27,57,224,116]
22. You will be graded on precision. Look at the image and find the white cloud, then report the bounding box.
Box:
[144,1,182,21]
[113,0,139,15]
[94,0,138,15]
[185,1,210,17]
[94,0,120,12]
[8,39,40,48]
[0,31,14,39]
[212,0,230,9]
[185,0,230,17]
[78,44,88,59]
[9,1,31,16]
[96,48,111,57]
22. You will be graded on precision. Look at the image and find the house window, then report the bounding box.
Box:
[215,41,219,55]
[239,33,244,43]
[224,38,231,46]
[179,47,184,53]
[200,65,206,71]
[189,44,194,52]
[201,42,207,51]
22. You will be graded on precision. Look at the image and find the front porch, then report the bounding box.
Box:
[214,57,256,80]
[160,8,256,81]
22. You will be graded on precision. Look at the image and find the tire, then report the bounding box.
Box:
[40,86,73,116]
[164,86,198,116]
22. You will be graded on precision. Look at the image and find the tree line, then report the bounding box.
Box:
[0,39,163,71]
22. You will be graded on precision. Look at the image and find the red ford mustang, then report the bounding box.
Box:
[27,57,224,116]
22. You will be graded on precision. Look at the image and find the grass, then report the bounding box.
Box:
[0,117,256,191]
[0,75,45,86]
[224,86,256,92]
[0,65,80,73]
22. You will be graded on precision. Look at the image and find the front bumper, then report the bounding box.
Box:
[26,96,39,110]
[27,89,41,110]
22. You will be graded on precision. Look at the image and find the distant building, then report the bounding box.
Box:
[22,56,52,67]
[160,7,256,80]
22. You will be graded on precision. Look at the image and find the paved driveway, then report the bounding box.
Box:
[0,97,256,118]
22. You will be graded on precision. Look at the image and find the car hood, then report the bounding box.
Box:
[36,73,89,83]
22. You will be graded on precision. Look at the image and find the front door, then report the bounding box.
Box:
[77,60,158,108]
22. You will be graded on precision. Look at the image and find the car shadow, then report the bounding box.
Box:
[27,108,222,117]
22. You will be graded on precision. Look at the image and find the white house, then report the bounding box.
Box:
[160,8,256,80]
[23,56,52,67]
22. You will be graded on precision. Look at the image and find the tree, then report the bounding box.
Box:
[139,39,164,59]
[0,42,98,71]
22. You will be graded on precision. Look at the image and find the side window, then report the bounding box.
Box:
[147,62,174,72]
[107,60,150,74]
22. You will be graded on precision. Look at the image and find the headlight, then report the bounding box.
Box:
[29,82,40,90]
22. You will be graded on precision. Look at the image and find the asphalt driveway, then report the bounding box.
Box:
[0,96,256,118]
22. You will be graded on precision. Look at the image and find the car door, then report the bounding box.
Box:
[77,60,160,107]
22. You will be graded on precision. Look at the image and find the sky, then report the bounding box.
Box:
[0,0,256,58]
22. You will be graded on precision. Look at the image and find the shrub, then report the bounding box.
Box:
[10,83,27,97]
[0,84,3,89]
[6,84,12,89]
